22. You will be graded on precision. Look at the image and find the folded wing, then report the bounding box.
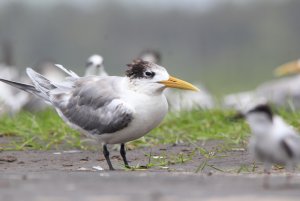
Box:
[49,76,134,135]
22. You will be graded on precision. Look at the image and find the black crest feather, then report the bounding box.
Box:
[248,104,273,121]
[126,60,151,79]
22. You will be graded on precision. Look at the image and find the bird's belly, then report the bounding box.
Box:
[99,96,168,144]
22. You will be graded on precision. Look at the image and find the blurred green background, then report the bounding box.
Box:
[0,0,300,96]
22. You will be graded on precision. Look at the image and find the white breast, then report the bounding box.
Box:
[99,93,168,144]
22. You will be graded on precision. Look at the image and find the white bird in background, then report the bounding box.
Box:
[84,54,108,77]
[242,104,300,187]
[138,49,215,112]
[223,59,300,111]
[0,42,30,115]
[0,63,30,115]
[0,60,198,170]
[266,59,300,108]
[223,91,267,113]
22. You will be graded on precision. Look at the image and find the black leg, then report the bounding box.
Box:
[120,143,130,168]
[103,144,114,170]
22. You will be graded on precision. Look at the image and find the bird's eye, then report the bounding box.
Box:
[144,71,155,78]
[96,64,101,68]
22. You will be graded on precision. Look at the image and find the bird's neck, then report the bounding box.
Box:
[98,67,108,76]
[84,66,97,76]
[127,78,164,96]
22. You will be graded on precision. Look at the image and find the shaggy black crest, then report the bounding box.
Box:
[248,104,273,121]
[139,49,162,64]
[126,60,152,79]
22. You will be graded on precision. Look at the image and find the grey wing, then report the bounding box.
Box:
[51,77,134,135]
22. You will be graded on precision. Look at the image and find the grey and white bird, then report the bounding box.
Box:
[243,104,300,187]
[0,60,198,170]
[138,49,215,112]
[84,54,108,77]
[0,63,29,115]
[223,90,267,113]
[223,59,300,110]
[0,42,30,115]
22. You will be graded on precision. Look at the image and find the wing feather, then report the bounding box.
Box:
[51,77,134,135]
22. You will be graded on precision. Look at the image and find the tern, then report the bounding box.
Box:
[84,54,108,77]
[0,63,29,115]
[0,60,198,170]
[242,104,300,187]
[275,59,300,76]
[223,59,300,110]
[0,42,30,115]
[223,91,267,113]
[138,50,215,111]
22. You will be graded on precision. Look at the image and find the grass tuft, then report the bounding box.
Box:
[0,109,83,150]
[132,109,249,147]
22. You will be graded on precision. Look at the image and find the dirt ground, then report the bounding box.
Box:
[1,139,300,201]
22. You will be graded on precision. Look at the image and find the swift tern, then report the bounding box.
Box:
[242,104,300,187]
[275,59,300,76]
[138,50,215,111]
[0,63,29,115]
[223,91,267,112]
[0,42,30,115]
[84,54,108,77]
[223,59,300,110]
[0,60,198,170]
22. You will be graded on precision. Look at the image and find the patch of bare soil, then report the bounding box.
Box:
[0,140,254,173]
[1,138,300,201]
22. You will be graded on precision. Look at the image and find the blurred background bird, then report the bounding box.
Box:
[242,104,300,187]
[223,59,300,111]
[84,54,108,77]
[0,41,31,115]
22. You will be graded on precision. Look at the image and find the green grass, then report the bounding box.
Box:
[0,109,83,150]
[131,109,249,147]
[0,107,300,151]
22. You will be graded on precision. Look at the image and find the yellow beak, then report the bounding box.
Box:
[159,76,199,91]
[274,60,300,77]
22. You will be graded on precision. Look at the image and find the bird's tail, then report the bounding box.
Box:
[26,68,57,97]
[0,67,58,104]
[54,64,79,78]
[0,78,49,102]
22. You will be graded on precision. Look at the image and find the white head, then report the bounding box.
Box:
[85,54,107,76]
[86,54,103,68]
[126,60,198,95]
[244,105,274,136]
